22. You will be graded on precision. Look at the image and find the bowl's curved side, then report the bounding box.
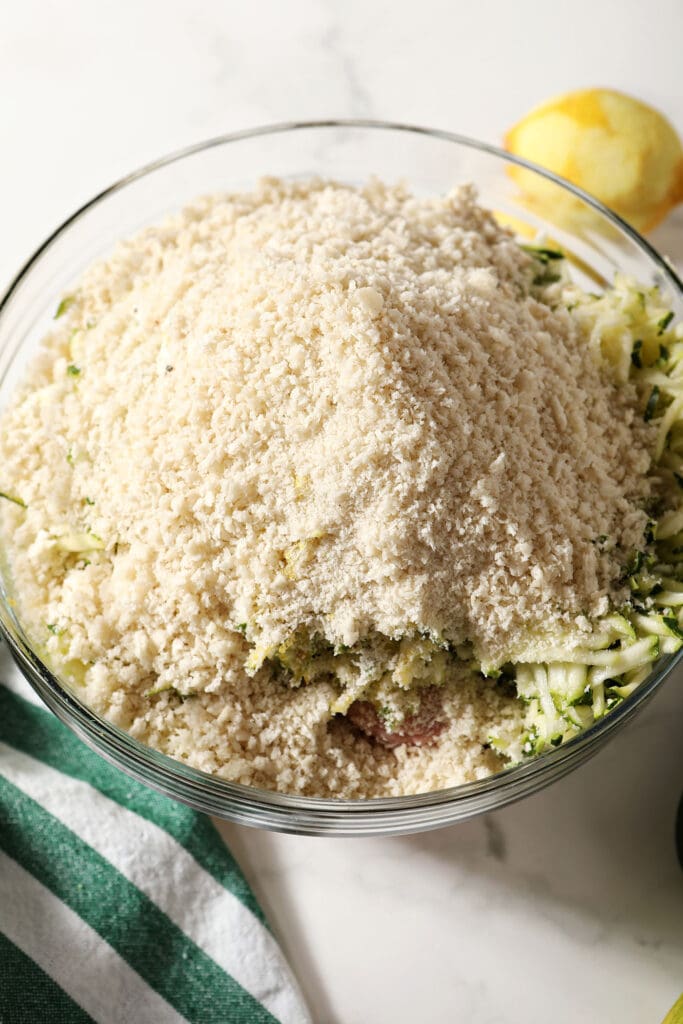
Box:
[2,607,678,836]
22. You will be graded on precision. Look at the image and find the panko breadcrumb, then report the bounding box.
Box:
[0,178,656,796]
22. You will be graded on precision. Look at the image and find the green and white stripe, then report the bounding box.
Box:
[0,652,311,1024]
[0,851,189,1024]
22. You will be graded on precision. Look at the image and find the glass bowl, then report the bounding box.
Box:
[1,121,682,837]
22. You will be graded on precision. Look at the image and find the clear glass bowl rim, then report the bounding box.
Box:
[1,118,682,837]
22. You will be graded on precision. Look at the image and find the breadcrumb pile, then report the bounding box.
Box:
[0,178,654,796]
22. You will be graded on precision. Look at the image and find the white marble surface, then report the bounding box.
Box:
[2,2,682,1021]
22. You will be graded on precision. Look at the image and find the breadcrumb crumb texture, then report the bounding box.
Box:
[0,178,654,796]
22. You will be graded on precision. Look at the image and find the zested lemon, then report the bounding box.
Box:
[662,993,683,1024]
[505,88,683,232]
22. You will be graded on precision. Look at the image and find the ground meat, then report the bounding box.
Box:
[346,688,446,749]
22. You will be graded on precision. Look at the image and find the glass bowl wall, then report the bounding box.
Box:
[1,121,682,835]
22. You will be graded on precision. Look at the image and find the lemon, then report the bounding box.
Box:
[662,993,683,1024]
[505,88,683,232]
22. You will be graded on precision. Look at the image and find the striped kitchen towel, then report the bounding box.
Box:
[0,646,311,1024]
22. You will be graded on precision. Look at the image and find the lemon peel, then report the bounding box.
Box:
[505,88,683,232]
[662,993,683,1024]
